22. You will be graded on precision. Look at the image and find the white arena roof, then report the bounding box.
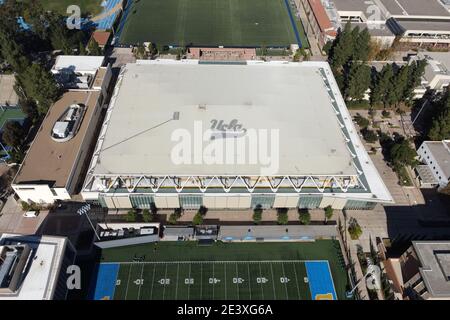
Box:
[84,60,392,202]
[94,61,354,176]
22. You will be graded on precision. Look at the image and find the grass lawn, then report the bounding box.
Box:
[31,0,103,16]
[92,240,348,300]
[119,0,309,47]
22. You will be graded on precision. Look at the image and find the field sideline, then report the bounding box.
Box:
[118,0,309,47]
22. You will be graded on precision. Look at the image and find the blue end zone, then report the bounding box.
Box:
[91,263,120,300]
[305,261,337,300]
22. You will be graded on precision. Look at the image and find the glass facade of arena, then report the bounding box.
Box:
[298,195,322,209]
[250,194,276,209]
[344,200,377,210]
[179,195,203,209]
[129,194,155,209]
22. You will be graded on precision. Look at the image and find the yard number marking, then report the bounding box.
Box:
[185,278,194,285]
[257,277,268,284]
[233,277,245,284]
[158,278,170,285]
[280,277,290,284]
[209,278,221,284]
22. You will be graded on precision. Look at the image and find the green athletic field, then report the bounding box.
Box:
[95,240,348,300]
[118,0,309,47]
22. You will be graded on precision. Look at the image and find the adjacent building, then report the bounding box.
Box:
[51,55,106,90]
[301,0,396,49]
[12,60,112,204]
[0,233,76,300]
[301,0,450,49]
[416,140,450,188]
[384,241,450,300]
[81,59,392,211]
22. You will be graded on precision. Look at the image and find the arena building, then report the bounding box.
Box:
[81,60,392,211]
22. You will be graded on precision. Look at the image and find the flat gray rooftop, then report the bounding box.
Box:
[413,241,450,298]
[380,0,450,17]
[94,61,356,177]
[397,19,450,32]
[332,0,373,12]
[424,141,450,178]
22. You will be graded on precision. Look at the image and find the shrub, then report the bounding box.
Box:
[253,205,263,225]
[142,209,151,222]
[125,210,137,222]
[354,113,370,128]
[298,209,311,225]
[382,110,391,118]
[168,208,182,225]
[324,205,334,223]
[276,208,289,225]
[192,212,203,225]
[348,217,363,240]
[362,128,378,143]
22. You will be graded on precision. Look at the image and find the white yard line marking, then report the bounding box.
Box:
[212,263,215,300]
[187,263,192,300]
[137,263,145,300]
[162,263,168,300]
[175,263,180,300]
[224,262,227,300]
[247,263,252,300]
[292,262,302,300]
[259,263,264,299]
[270,263,277,299]
[150,263,156,299]
[281,262,289,299]
[124,264,133,300]
[200,263,203,299]
[235,263,240,300]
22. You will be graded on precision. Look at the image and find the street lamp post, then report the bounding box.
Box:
[77,204,101,240]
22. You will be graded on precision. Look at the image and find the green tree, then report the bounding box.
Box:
[276,208,289,225]
[330,21,354,71]
[0,27,30,73]
[429,90,450,140]
[78,41,87,56]
[393,64,410,106]
[2,120,25,149]
[192,212,203,225]
[168,208,182,224]
[353,28,371,62]
[253,205,263,225]
[125,210,137,222]
[390,139,417,168]
[362,128,378,143]
[354,113,370,128]
[371,64,395,107]
[298,208,311,225]
[324,205,334,223]
[345,62,371,101]
[142,209,151,222]
[88,40,103,56]
[348,217,362,240]
[17,64,59,115]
